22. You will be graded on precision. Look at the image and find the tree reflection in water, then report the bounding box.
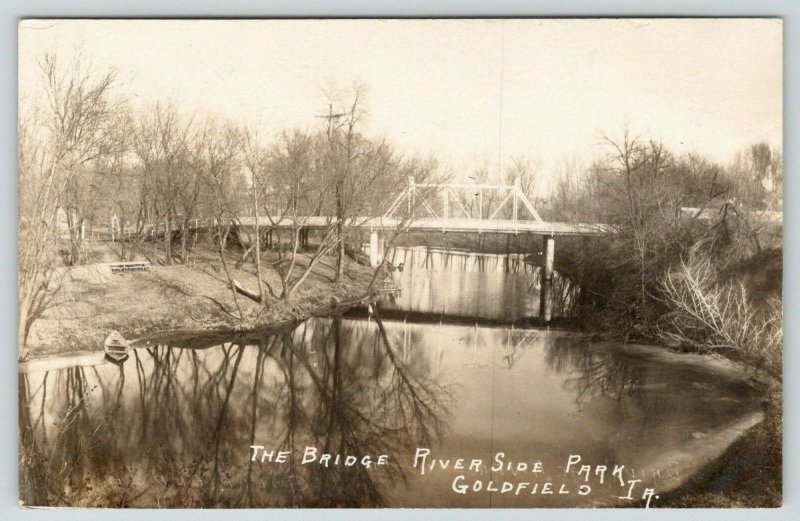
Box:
[544,336,644,408]
[542,336,678,451]
[19,315,451,507]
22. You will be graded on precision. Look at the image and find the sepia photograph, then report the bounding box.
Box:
[17,18,782,509]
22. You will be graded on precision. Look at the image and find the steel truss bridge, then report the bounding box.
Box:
[107,180,611,322]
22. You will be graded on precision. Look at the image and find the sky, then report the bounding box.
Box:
[18,19,783,193]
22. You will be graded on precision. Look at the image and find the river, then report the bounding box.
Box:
[378,246,577,321]
[19,249,763,508]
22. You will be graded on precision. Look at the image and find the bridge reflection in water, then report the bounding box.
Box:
[20,313,761,508]
[377,246,580,322]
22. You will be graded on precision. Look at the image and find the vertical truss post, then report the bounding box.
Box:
[514,177,520,234]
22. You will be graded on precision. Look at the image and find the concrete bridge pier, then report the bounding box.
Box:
[539,235,555,322]
[369,230,385,267]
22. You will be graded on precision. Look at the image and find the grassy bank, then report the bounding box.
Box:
[23,242,375,359]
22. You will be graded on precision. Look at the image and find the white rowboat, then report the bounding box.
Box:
[104,330,130,362]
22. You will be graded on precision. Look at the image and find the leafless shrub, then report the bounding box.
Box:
[658,242,781,378]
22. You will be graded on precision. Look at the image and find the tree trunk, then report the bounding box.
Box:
[164,213,172,265]
[152,219,158,264]
[337,231,345,282]
[253,180,265,304]
[218,225,244,320]
[18,293,31,360]
[334,181,345,282]
[180,220,187,263]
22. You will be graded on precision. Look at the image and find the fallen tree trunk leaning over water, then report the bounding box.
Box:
[232,279,262,304]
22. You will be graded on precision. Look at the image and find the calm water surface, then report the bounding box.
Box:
[20,314,761,507]
[20,250,761,507]
[380,247,577,320]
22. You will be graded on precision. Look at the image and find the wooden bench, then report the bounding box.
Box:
[108,261,151,273]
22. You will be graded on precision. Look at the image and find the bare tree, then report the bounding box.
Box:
[601,128,673,320]
[548,155,584,219]
[198,121,247,318]
[504,156,540,201]
[133,102,193,265]
[263,129,339,301]
[91,110,149,262]
[240,127,268,304]
[319,84,378,281]
[18,52,122,359]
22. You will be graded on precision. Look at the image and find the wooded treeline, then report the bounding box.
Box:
[18,52,783,380]
[544,129,782,379]
[18,54,438,355]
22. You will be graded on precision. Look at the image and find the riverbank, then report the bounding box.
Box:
[612,334,782,508]
[564,327,781,508]
[658,384,782,508]
[22,248,375,360]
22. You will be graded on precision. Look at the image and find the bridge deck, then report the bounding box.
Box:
[111,216,610,238]
[235,216,610,237]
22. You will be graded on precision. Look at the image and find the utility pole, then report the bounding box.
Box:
[316,103,350,281]
[315,103,348,137]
